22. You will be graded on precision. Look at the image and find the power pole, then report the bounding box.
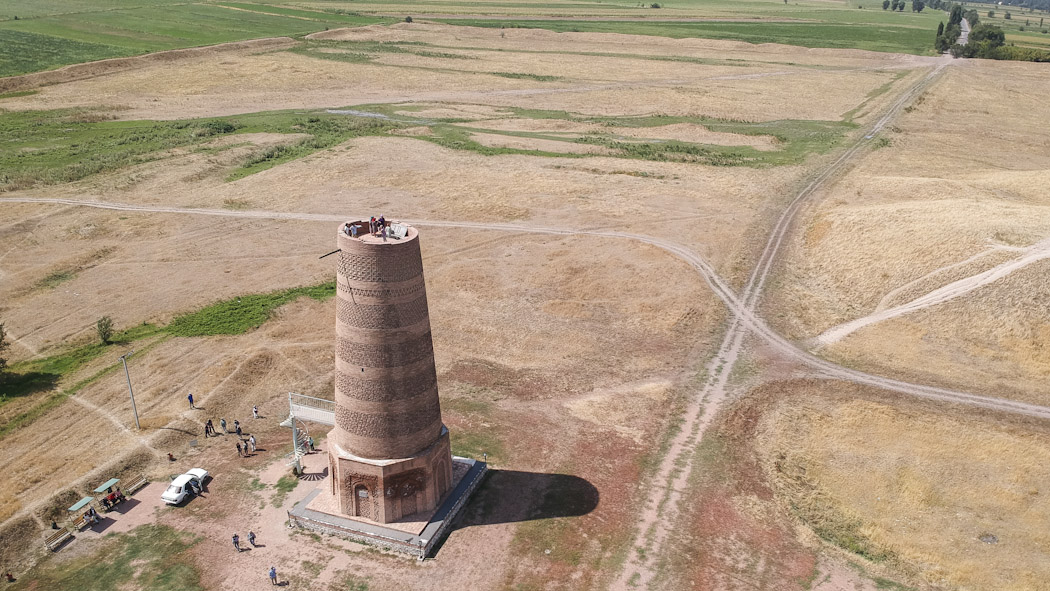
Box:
[119,351,140,430]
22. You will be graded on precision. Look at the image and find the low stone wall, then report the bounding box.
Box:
[288,457,488,559]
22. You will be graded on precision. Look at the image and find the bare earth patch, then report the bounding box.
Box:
[468,132,612,154]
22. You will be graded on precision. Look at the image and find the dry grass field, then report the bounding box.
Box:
[769,59,1050,404]
[3,20,1049,591]
[752,380,1050,591]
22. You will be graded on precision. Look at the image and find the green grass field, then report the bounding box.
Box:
[0,1,389,77]
[0,0,948,78]
[0,107,400,191]
[11,524,202,591]
[975,8,1050,48]
[431,16,940,54]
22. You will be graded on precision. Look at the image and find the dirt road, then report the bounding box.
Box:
[6,191,1046,429]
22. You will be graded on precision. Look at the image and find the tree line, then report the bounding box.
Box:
[935,2,1050,60]
[883,0,927,12]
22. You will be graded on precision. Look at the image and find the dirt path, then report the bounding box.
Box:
[610,59,950,590]
[8,189,1050,430]
[815,235,1050,346]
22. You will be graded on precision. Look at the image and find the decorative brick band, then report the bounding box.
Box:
[342,283,425,300]
[336,368,438,403]
[335,398,442,440]
[338,248,423,284]
[336,295,431,330]
[336,334,435,369]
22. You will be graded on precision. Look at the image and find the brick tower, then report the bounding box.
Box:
[328,220,453,523]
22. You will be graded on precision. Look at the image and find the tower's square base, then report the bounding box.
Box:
[289,456,486,558]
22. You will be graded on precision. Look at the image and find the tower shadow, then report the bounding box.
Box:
[453,469,599,528]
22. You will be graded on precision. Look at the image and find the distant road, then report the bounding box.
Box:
[960,17,971,45]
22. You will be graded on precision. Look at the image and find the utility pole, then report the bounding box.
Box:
[119,351,140,430]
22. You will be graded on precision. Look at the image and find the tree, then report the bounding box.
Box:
[913,0,925,12]
[0,322,8,374]
[884,0,891,8]
[949,4,964,26]
[988,10,995,17]
[937,21,945,36]
[898,2,905,11]
[96,316,113,345]
[970,23,1007,46]
[1005,11,1012,19]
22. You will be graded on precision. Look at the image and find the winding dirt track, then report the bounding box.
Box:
[816,235,1050,346]
[4,191,1049,428]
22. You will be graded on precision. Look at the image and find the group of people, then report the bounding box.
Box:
[343,215,389,239]
[368,215,386,235]
[100,488,126,510]
[205,413,255,438]
[231,530,258,551]
[229,533,278,584]
[236,434,257,458]
[83,506,100,525]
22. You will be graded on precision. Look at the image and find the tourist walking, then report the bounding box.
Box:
[232,533,240,552]
[235,420,242,437]
[248,434,257,453]
[252,405,259,419]
[248,531,257,547]
[205,419,214,437]
[187,392,195,409]
[269,566,278,585]
[220,418,227,434]
[236,442,243,457]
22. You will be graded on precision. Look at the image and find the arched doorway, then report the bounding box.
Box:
[400,481,417,516]
[354,484,371,520]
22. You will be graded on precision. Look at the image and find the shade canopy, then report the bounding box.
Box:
[93,478,120,493]
[68,497,94,512]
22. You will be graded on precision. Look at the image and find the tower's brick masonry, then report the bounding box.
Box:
[328,221,453,523]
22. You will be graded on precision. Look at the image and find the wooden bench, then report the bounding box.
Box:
[124,475,148,495]
[45,528,73,552]
[70,515,90,531]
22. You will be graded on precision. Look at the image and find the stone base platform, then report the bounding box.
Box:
[288,456,487,559]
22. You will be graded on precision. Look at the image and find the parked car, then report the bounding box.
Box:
[161,468,209,505]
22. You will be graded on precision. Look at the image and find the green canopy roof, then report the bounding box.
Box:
[68,497,94,512]
[93,478,120,493]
